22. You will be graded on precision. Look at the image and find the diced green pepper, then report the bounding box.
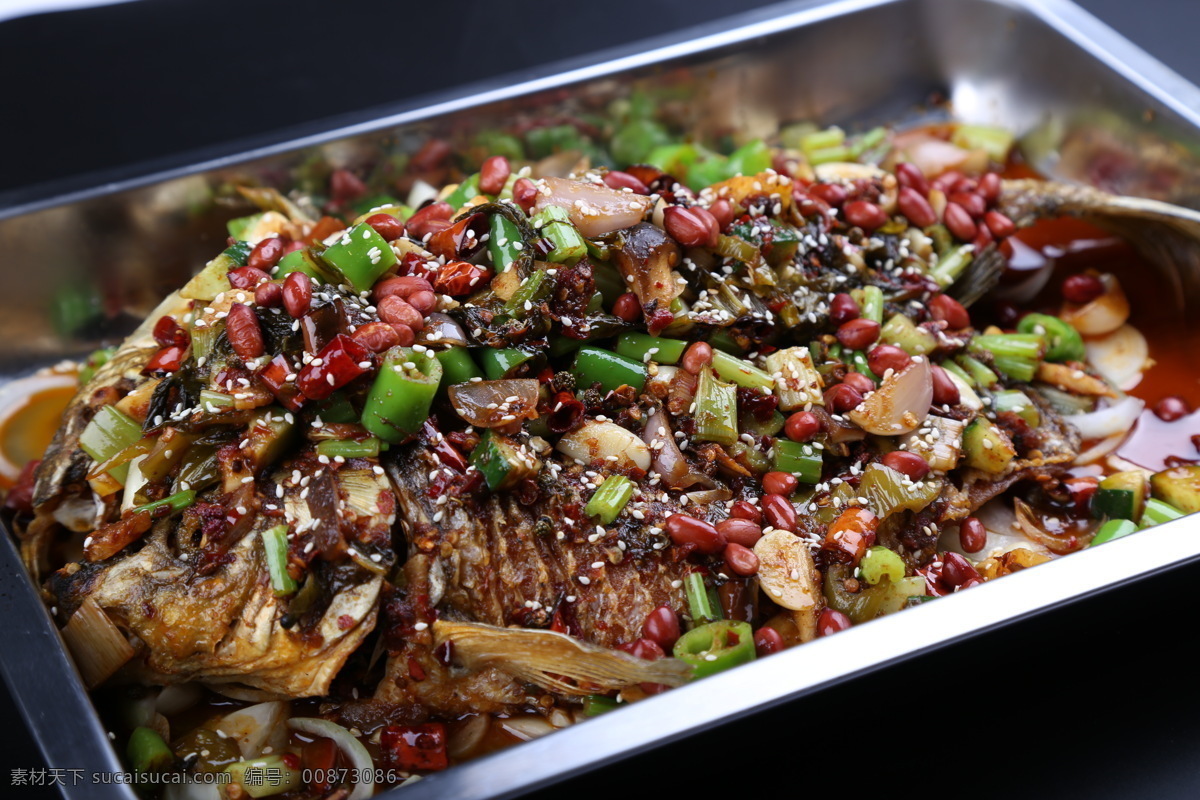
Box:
[79,346,117,385]
[225,755,303,798]
[489,212,526,274]
[435,346,484,386]
[772,439,823,484]
[127,727,173,774]
[1017,313,1085,363]
[573,346,647,393]
[585,475,635,524]
[320,222,397,292]
[880,314,936,356]
[615,332,687,365]
[470,430,540,491]
[478,347,534,381]
[313,392,358,424]
[226,214,263,240]
[274,249,327,283]
[725,139,771,177]
[860,546,906,586]
[1089,518,1138,547]
[362,346,442,443]
[672,620,755,679]
[261,524,296,597]
[444,173,481,209]
[1092,470,1146,521]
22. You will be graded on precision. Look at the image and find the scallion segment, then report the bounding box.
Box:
[585,475,635,524]
[503,268,551,316]
[261,524,297,597]
[990,389,1040,428]
[857,285,884,325]
[929,244,974,287]
[127,727,173,774]
[315,438,381,459]
[79,406,146,484]
[362,347,442,444]
[133,489,197,517]
[533,205,587,265]
[684,572,719,626]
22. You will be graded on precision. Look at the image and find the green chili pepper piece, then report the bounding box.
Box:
[313,392,358,424]
[772,440,823,484]
[489,212,526,275]
[726,139,771,176]
[274,249,327,283]
[686,156,731,191]
[225,755,303,798]
[470,430,540,491]
[1016,313,1085,362]
[444,173,481,210]
[610,119,671,166]
[435,346,484,386]
[79,346,117,385]
[1089,518,1139,547]
[847,350,880,384]
[860,546,906,585]
[672,620,755,679]
[504,268,551,316]
[362,346,442,443]
[582,694,622,717]
[478,347,533,380]
[572,346,647,394]
[128,727,173,773]
[585,475,635,524]
[615,332,687,366]
[320,222,397,292]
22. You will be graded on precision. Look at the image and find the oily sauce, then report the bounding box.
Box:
[987,215,1200,471]
[0,370,78,488]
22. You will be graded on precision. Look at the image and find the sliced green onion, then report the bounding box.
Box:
[585,475,635,524]
[504,268,551,315]
[929,244,974,287]
[134,489,197,517]
[847,350,879,384]
[435,346,484,386]
[684,572,719,626]
[954,354,999,388]
[533,205,587,265]
[315,438,381,459]
[857,285,884,325]
[261,524,296,597]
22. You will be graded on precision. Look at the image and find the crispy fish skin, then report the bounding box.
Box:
[386,445,688,649]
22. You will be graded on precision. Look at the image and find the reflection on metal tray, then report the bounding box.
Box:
[2,0,1200,798]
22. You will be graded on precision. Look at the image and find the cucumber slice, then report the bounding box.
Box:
[1150,466,1200,514]
[962,418,1016,475]
[1092,470,1146,521]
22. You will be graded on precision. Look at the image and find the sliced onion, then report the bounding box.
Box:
[447,714,490,759]
[500,715,557,741]
[1060,273,1130,336]
[683,487,732,506]
[406,179,439,209]
[643,408,713,489]
[943,368,982,412]
[1074,432,1126,465]
[120,454,148,514]
[1064,395,1144,440]
[418,312,468,347]
[557,420,651,471]
[218,701,290,759]
[848,357,932,435]
[1085,323,1149,391]
[893,133,972,177]
[155,683,203,716]
[449,379,539,428]
[534,176,653,237]
[288,718,374,800]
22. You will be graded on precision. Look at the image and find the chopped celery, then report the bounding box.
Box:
[856,285,884,324]
[880,314,936,356]
[763,346,824,410]
[711,350,775,391]
[693,368,738,446]
[585,475,635,524]
[315,438,381,459]
[79,406,143,484]
[951,124,1015,163]
[929,245,974,288]
[954,354,999,388]
[991,389,1040,428]
[532,205,588,265]
[684,572,719,625]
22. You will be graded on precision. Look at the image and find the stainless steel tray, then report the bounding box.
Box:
[3,0,1200,797]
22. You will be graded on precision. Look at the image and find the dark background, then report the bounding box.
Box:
[3,0,1200,797]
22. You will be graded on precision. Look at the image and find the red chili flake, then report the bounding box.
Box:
[258,354,305,411]
[420,421,468,472]
[306,216,345,245]
[296,334,371,401]
[434,261,492,296]
[381,724,449,772]
[337,614,356,631]
[407,657,427,681]
[736,386,779,422]
[143,345,188,375]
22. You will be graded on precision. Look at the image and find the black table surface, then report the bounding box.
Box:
[3,0,1199,797]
